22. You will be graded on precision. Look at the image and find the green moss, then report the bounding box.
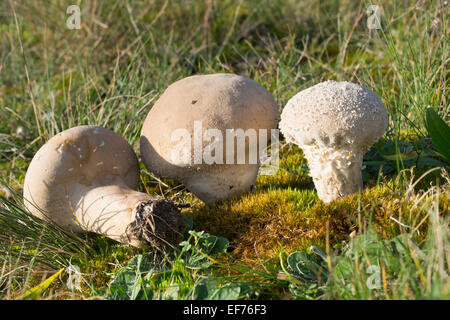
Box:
[178,144,446,266]
[178,148,389,264]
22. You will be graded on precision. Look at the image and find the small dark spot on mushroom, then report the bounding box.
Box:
[334,134,343,146]
[191,100,198,104]
[320,135,330,145]
[229,185,234,190]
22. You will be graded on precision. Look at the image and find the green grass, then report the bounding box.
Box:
[0,0,448,300]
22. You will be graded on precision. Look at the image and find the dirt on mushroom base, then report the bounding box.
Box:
[127,199,187,249]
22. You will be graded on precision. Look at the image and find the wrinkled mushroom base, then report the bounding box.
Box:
[126,199,187,249]
[303,145,364,203]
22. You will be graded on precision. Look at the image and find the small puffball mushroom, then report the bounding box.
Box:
[140,73,279,205]
[279,80,388,203]
[23,126,186,248]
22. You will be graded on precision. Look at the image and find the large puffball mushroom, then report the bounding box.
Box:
[140,73,279,205]
[279,80,388,203]
[23,126,186,248]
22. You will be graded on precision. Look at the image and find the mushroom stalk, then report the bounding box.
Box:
[68,179,183,247]
[302,144,364,203]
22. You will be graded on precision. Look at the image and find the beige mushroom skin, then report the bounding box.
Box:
[23,126,185,247]
[140,73,279,205]
[279,81,388,203]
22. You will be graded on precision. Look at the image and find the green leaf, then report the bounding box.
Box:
[183,215,194,239]
[425,108,450,163]
[160,284,180,300]
[286,252,328,283]
[309,245,328,262]
[193,281,241,300]
[416,156,446,168]
[181,231,229,270]
[108,254,158,300]
[381,151,419,161]
[19,268,64,300]
[199,235,229,256]
[108,269,153,300]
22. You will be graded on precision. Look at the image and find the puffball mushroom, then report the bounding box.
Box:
[279,80,388,203]
[140,73,279,205]
[23,126,186,248]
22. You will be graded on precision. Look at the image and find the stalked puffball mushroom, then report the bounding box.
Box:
[23,126,186,248]
[279,80,388,203]
[140,73,279,205]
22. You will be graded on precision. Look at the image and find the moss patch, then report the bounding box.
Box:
[178,146,395,263]
[136,142,449,267]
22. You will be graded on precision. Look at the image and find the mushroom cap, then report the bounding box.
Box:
[279,80,388,151]
[140,73,279,203]
[23,125,140,231]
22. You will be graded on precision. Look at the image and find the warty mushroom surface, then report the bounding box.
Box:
[279,80,388,203]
